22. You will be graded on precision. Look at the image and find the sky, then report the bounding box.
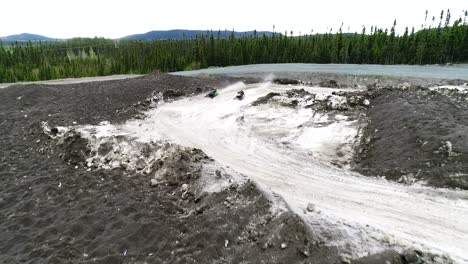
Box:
[1,0,466,39]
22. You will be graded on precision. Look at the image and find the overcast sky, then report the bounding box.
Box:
[1,0,466,38]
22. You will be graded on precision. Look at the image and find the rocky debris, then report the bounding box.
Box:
[436,141,459,158]
[273,78,300,85]
[135,158,146,171]
[181,183,189,192]
[43,127,90,165]
[162,89,185,99]
[306,203,316,212]
[251,92,281,106]
[351,250,403,264]
[273,78,346,89]
[251,89,371,112]
[433,87,468,104]
[397,174,417,185]
[446,79,468,86]
[350,249,448,264]
[319,79,340,88]
[150,178,159,187]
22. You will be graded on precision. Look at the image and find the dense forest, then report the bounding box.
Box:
[1,11,467,83]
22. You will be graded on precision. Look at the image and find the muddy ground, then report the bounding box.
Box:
[0,72,456,263]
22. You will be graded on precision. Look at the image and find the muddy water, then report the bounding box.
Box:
[81,82,468,263]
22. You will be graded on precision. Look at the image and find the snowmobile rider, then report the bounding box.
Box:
[236,90,245,100]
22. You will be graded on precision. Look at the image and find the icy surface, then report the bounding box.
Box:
[80,83,468,263]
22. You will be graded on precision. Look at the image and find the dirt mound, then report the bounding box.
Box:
[355,86,468,189]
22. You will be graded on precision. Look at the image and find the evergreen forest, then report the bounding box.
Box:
[1,10,467,83]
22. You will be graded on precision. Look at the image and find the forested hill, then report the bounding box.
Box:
[1,21,467,83]
[0,33,59,42]
[1,30,275,42]
[122,30,275,40]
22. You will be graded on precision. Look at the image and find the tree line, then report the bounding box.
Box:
[1,12,467,83]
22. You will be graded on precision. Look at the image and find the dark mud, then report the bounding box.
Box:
[355,86,468,189]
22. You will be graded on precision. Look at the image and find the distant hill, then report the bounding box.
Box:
[0,30,277,42]
[121,29,276,41]
[0,33,60,42]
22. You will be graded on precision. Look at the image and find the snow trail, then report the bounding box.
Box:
[89,82,468,262]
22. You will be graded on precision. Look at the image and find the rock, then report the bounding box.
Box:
[274,78,300,85]
[50,127,59,136]
[150,179,159,187]
[363,99,370,106]
[340,255,352,264]
[352,250,403,264]
[402,250,423,263]
[306,203,316,212]
[135,158,146,170]
[230,182,239,189]
[397,174,416,185]
[300,247,310,257]
[319,80,339,88]
[181,183,189,192]
[281,242,287,249]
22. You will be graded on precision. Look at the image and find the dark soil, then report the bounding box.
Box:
[354,87,468,189]
[0,73,343,264]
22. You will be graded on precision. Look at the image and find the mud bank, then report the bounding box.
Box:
[355,86,468,189]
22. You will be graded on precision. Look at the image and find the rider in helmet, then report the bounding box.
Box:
[236,90,245,100]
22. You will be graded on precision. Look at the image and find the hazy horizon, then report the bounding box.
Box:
[1,0,467,39]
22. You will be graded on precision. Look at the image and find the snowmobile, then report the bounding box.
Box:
[206,89,219,99]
